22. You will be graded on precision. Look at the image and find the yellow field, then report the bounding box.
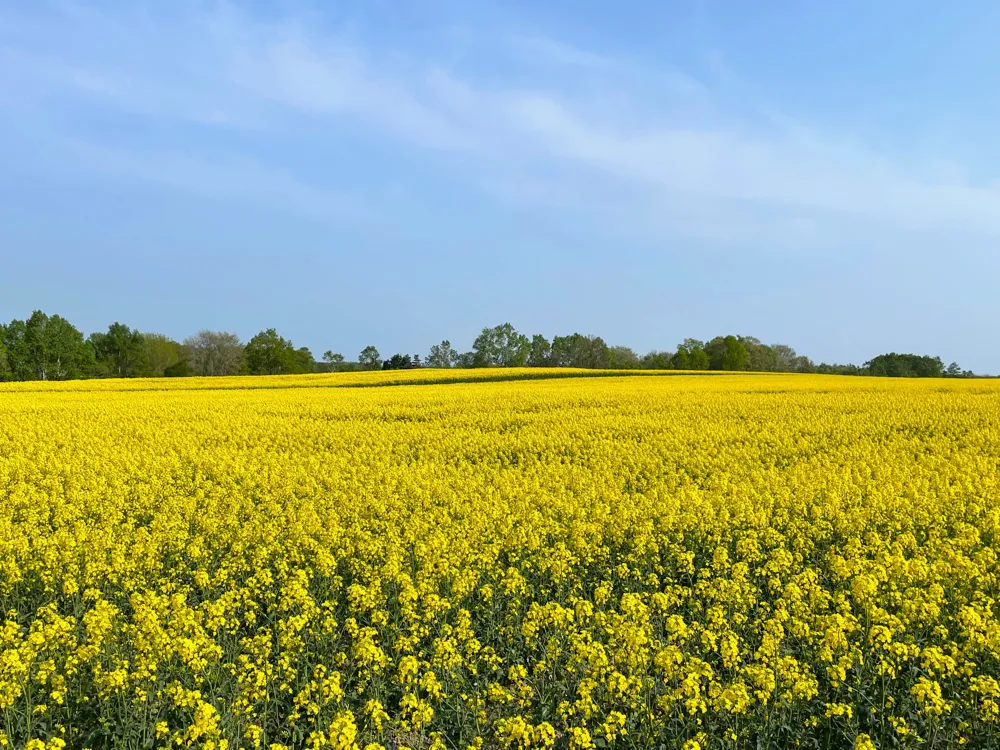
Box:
[0,367,680,393]
[2,372,1000,749]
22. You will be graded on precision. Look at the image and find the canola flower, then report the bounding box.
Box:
[1,371,1000,748]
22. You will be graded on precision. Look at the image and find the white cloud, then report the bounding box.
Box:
[504,34,619,71]
[55,138,368,222]
[3,1,1000,249]
[147,156,359,217]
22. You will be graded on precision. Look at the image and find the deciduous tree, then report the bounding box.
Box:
[90,322,147,378]
[608,345,641,369]
[382,353,413,370]
[322,351,346,371]
[359,345,382,370]
[426,340,457,368]
[706,335,748,371]
[527,334,551,367]
[246,328,296,375]
[183,330,244,376]
[551,333,609,369]
[142,333,183,377]
[472,323,530,367]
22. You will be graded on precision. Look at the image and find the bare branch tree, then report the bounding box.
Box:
[182,330,244,376]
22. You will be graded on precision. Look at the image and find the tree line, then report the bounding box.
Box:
[0,311,976,382]
[0,313,316,380]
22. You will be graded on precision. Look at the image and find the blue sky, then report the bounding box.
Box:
[2,1,999,372]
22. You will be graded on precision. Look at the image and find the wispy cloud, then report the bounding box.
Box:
[63,139,367,220]
[505,34,619,71]
[3,1,1000,250]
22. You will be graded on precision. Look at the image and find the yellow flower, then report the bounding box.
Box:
[598,711,627,742]
[568,726,594,750]
[328,710,358,750]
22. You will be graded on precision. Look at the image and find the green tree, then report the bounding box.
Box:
[472,323,530,367]
[0,336,8,381]
[164,359,193,377]
[11,311,94,380]
[527,335,552,367]
[672,339,709,370]
[47,315,95,380]
[1,319,31,380]
[772,344,800,372]
[793,355,816,373]
[706,335,748,371]
[293,347,315,373]
[359,346,382,370]
[643,350,673,370]
[322,351,346,371]
[607,345,641,369]
[90,322,147,377]
[426,340,457,368]
[740,336,779,372]
[454,351,476,368]
[382,353,413,370]
[864,353,945,378]
[550,333,609,368]
[24,311,48,377]
[688,347,710,370]
[245,328,297,375]
[816,362,862,376]
[142,333,183,377]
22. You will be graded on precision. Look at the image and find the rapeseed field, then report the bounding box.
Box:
[2,371,999,749]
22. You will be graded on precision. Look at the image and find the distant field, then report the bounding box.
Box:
[0,367,716,392]
[2,372,999,749]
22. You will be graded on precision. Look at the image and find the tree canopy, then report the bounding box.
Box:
[358,346,382,371]
[1,311,93,381]
[90,322,146,378]
[472,323,531,367]
[426,340,457,368]
[245,328,314,375]
[183,330,245,377]
[864,353,946,378]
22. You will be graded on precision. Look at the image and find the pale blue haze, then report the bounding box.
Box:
[2,1,998,371]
